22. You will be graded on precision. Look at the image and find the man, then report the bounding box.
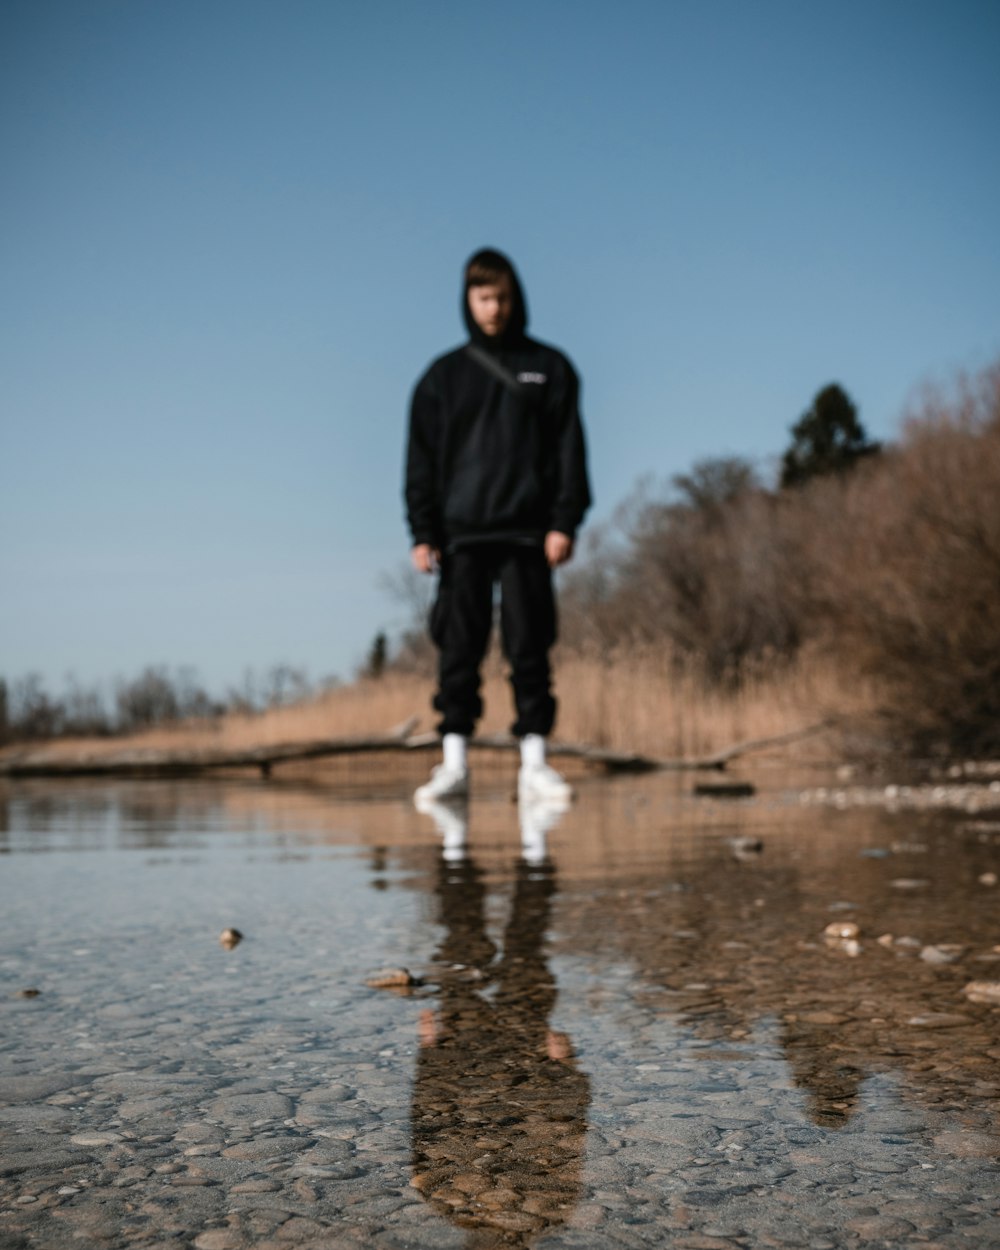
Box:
[405,247,591,803]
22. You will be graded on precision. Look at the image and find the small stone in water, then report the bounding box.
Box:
[907,1013,970,1029]
[70,1131,122,1146]
[366,967,419,989]
[694,781,756,799]
[890,878,929,890]
[729,836,763,859]
[962,981,1000,1005]
[824,921,860,940]
[921,944,964,965]
[219,928,243,949]
[15,988,41,998]
[979,872,998,886]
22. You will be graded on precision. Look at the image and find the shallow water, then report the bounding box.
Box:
[1,770,999,1249]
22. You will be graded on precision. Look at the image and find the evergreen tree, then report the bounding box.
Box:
[367,631,388,678]
[780,384,880,488]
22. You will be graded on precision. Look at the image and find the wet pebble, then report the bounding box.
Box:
[221,1139,293,1162]
[932,1128,1000,1157]
[920,944,964,965]
[193,1232,243,1250]
[229,1178,282,1193]
[844,1215,916,1240]
[365,968,419,989]
[482,1208,545,1233]
[906,1012,972,1029]
[963,980,1000,1005]
[69,1131,122,1146]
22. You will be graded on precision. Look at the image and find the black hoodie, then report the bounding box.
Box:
[405,259,591,550]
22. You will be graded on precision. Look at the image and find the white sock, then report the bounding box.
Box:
[443,733,468,772]
[520,733,546,770]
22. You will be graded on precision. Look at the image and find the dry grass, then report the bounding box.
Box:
[546,647,870,759]
[6,646,872,764]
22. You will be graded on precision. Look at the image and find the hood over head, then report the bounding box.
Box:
[462,247,528,349]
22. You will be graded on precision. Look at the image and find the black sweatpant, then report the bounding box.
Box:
[430,543,557,738]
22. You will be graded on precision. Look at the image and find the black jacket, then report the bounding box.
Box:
[405,264,591,550]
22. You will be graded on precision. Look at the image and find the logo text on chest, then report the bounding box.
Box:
[516,372,547,384]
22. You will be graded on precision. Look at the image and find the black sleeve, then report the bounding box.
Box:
[548,357,592,539]
[404,369,440,547]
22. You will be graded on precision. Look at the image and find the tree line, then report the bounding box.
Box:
[0,665,337,745]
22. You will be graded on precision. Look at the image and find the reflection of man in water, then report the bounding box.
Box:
[410,843,589,1243]
[781,1018,864,1127]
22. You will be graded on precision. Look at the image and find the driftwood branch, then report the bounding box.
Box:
[452,720,834,773]
[0,717,832,780]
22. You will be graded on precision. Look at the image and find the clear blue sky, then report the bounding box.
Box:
[2,0,998,695]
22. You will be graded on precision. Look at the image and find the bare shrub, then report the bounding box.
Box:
[5,674,64,740]
[378,561,436,675]
[560,460,801,680]
[802,364,1000,755]
[115,667,182,731]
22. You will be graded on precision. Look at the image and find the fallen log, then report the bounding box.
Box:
[0,718,832,779]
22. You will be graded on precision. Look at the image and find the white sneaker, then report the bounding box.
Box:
[415,764,469,803]
[518,763,572,804]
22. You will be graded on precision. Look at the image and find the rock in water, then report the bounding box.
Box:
[963,981,1000,1005]
[366,967,420,989]
[729,836,764,860]
[693,781,756,799]
[920,944,964,964]
[219,928,243,949]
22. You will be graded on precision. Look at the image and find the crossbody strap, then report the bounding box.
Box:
[465,344,529,400]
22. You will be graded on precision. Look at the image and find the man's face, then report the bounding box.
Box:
[467,275,513,337]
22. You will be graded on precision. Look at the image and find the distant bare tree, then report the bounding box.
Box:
[62,677,112,736]
[378,561,437,674]
[262,665,310,708]
[115,667,181,731]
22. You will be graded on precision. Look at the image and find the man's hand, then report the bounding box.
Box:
[544,531,573,568]
[411,544,440,574]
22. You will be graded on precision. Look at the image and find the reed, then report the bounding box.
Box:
[30,645,867,763]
